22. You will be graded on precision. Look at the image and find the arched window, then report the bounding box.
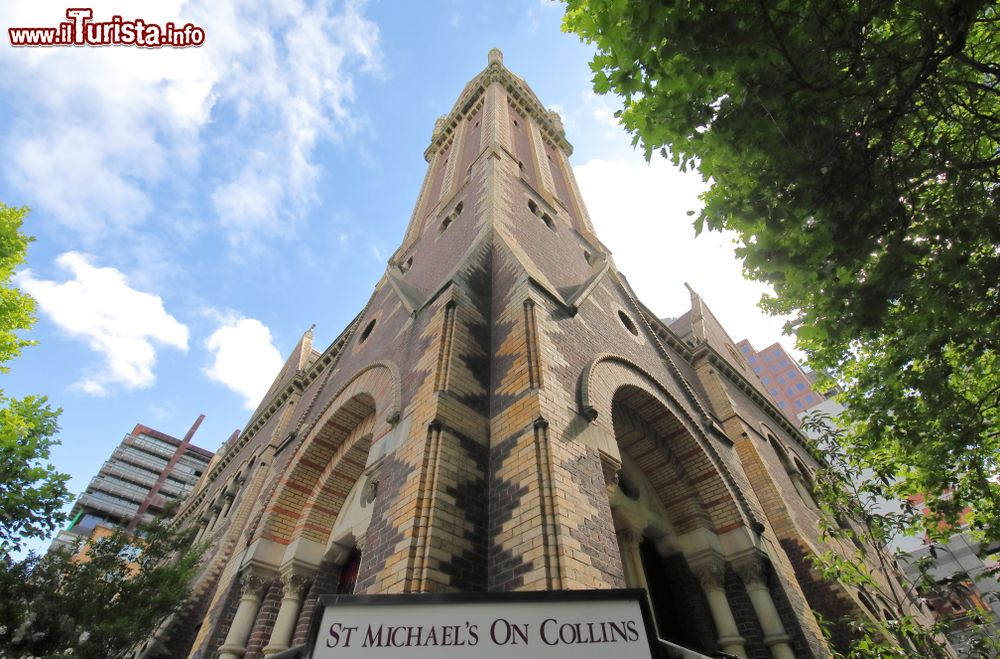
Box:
[767,435,820,510]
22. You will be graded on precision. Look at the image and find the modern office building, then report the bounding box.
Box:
[737,340,825,421]
[49,415,217,552]
[899,533,1000,655]
[145,51,939,659]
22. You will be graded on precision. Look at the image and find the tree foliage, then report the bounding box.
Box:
[0,519,203,659]
[563,1,1000,535]
[0,204,68,554]
[802,412,1000,657]
[0,394,66,554]
[0,204,38,371]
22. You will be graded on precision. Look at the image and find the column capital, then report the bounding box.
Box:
[690,555,727,591]
[617,526,644,548]
[239,568,273,601]
[280,568,313,600]
[733,553,769,590]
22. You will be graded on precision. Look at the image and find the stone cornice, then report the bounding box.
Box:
[694,344,825,464]
[634,305,823,464]
[636,308,694,359]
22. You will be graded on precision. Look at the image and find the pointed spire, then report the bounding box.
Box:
[297,325,316,369]
[685,282,708,344]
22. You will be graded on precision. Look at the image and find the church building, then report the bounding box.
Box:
[156,50,933,659]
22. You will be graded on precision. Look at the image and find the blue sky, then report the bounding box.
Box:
[1,0,796,554]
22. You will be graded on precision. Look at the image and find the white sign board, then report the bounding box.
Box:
[306,590,656,659]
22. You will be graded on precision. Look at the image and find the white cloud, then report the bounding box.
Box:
[0,0,382,247]
[203,313,284,409]
[16,252,189,394]
[573,157,800,357]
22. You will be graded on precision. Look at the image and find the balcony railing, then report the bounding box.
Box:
[76,492,138,521]
[112,446,168,474]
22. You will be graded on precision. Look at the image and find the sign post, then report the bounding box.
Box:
[301,589,660,658]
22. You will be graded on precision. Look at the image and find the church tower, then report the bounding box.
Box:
[159,50,934,659]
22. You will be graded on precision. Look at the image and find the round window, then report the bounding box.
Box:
[618,310,638,336]
[359,318,376,343]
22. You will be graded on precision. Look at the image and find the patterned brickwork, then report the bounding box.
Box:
[561,447,627,587]
[780,537,863,653]
[291,559,342,647]
[488,426,535,590]
[457,248,494,416]
[613,398,714,533]
[353,449,412,593]
[166,52,934,659]
[436,425,489,590]
[724,568,769,659]
[294,418,374,544]
[244,578,281,658]
[659,552,719,652]
[257,364,394,547]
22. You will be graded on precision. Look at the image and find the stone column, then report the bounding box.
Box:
[616,527,648,591]
[221,494,236,520]
[262,569,313,655]
[192,522,208,544]
[735,556,795,659]
[691,557,747,658]
[197,508,214,538]
[206,503,223,533]
[218,569,272,659]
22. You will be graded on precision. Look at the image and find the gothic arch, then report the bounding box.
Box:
[611,385,734,536]
[301,361,401,440]
[295,409,376,545]
[579,355,752,535]
[611,389,711,535]
[257,363,397,545]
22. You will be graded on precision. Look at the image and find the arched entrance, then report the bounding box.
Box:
[252,394,379,657]
[609,386,721,653]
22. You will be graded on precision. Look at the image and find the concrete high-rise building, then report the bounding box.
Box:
[899,533,1000,655]
[737,340,825,420]
[50,415,217,553]
[148,51,939,659]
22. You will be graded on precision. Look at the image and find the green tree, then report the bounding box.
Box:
[0,204,68,554]
[0,394,66,553]
[0,518,204,659]
[563,1,1000,536]
[802,411,1000,657]
[0,204,39,369]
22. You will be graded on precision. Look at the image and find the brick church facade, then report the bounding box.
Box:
[153,50,934,658]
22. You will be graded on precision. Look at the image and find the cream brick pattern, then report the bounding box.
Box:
[155,51,936,659]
